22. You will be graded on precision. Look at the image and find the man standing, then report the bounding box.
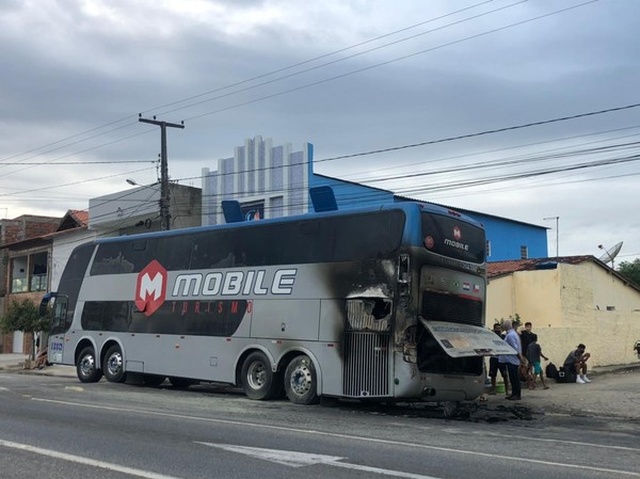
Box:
[563,343,591,384]
[499,319,525,400]
[488,322,510,395]
[520,322,534,356]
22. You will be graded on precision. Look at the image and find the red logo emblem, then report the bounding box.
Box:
[453,226,462,241]
[135,260,167,316]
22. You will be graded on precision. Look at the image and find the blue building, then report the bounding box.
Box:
[202,136,548,261]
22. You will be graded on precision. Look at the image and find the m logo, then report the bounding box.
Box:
[135,260,167,316]
[453,226,462,241]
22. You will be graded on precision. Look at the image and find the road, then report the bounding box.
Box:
[1,372,639,479]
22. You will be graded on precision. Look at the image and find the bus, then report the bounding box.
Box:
[42,201,515,406]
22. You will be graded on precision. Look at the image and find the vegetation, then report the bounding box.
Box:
[0,298,50,359]
[617,258,640,287]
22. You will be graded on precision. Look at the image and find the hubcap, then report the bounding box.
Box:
[80,354,95,377]
[107,352,123,377]
[290,364,312,396]
[247,361,266,390]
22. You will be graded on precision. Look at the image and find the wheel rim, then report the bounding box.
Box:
[79,354,95,378]
[289,361,312,396]
[247,361,267,390]
[107,351,123,378]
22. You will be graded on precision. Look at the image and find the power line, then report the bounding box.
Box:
[0,1,494,167]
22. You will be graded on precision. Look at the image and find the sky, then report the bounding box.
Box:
[1,0,639,264]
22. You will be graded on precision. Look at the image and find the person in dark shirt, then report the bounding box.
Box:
[519,321,534,355]
[526,334,549,389]
[488,323,509,395]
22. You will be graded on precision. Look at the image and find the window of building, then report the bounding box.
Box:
[486,240,491,258]
[10,251,49,293]
[520,245,528,259]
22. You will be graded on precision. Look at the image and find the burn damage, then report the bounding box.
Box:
[346,287,392,333]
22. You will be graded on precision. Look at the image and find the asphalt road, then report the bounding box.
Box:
[1,372,639,479]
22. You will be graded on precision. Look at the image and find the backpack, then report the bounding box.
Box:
[545,362,559,380]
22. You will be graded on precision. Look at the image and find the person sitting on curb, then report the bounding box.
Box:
[563,343,591,384]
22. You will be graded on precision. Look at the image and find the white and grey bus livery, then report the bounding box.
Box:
[42,201,515,405]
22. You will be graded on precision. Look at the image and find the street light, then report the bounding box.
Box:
[543,216,560,260]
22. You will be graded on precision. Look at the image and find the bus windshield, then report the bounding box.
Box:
[421,212,485,264]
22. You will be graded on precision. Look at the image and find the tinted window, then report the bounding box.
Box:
[53,243,94,334]
[91,210,406,274]
[81,300,247,337]
[421,213,485,264]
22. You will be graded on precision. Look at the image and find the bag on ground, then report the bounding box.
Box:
[545,362,559,381]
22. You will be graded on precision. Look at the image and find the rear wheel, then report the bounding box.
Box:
[103,345,127,383]
[241,352,280,400]
[76,347,103,383]
[284,355,319,405]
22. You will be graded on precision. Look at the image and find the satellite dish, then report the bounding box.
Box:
[598,242,623,266]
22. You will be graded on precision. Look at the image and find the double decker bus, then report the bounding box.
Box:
[42,201,514,406]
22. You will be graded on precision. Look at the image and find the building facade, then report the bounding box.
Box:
[202,136,548,260]
[487,256,640,367]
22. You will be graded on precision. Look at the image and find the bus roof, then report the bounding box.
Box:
[96,201,482,245]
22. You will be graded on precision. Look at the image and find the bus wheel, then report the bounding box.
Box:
[76,347,103,383]
[241,352,279,400]
[284,355,319,405]
[103,345,127,383]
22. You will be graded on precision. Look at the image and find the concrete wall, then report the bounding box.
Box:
[486,261,640,367]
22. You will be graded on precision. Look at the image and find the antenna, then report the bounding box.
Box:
[598,242,623,268]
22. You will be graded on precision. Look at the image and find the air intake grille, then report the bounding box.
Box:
[342,332,391,398]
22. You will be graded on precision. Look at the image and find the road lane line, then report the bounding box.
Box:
[198,442,442,479]
[32,397,640,477]
[0,439,183,479]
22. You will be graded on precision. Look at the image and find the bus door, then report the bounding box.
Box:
[40,293,69,364]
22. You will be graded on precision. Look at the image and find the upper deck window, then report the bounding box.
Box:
[421,212,485,264]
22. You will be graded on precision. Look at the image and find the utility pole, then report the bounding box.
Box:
[138,114,185,231]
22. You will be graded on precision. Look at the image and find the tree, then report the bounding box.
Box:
[617,259,640,287]
[0,298,50,359]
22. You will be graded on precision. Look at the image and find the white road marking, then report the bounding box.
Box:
[197,442,441,479]
[32,397,640,477]
[0,387,9,391]
[0,439,183,479]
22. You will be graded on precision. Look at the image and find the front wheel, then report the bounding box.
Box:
[76,347,103,383]
[284,355,319,405]
[241,352,280,400]
[103,345,127,383]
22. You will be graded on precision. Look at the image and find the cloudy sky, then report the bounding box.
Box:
[1,0,639,263]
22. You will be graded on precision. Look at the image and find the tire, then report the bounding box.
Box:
[143,374,166,387]
[76,347,103,383]
[103,345,127,383]
[168,377,197,389]
[284,355,319,405]
[241,352,280,400]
